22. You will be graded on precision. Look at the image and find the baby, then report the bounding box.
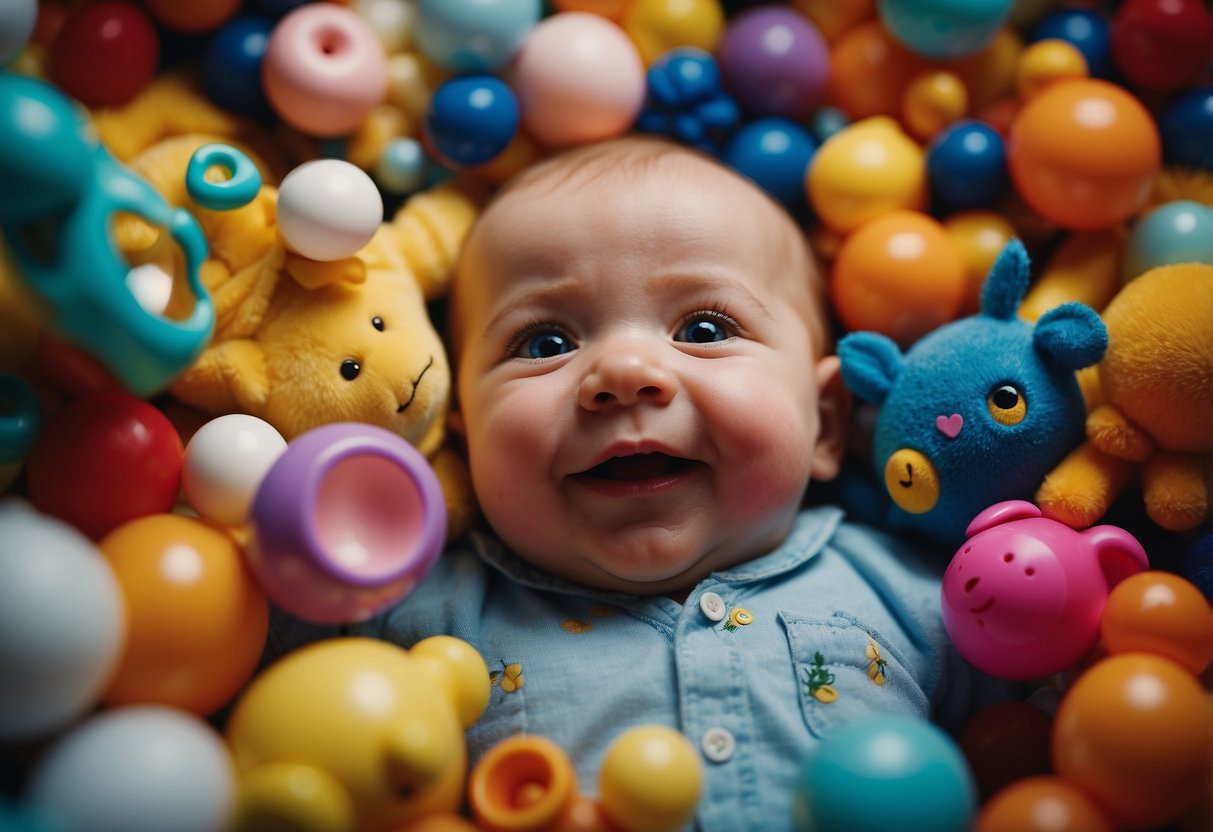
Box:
[271,136,1000,828]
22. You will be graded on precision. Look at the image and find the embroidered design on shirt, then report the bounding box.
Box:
[489,662,525,693]
[865,637,888,686]
[721,607,753,632]
[804,651,838,703]
[562,619,592,634]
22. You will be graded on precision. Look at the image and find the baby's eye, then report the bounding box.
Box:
[676,312,736,344]
[987,384,1027,425]
[513,328,575,360]
[340,358,361,381]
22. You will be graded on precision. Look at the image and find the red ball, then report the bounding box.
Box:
[26,391,183,539]
[50,1,159,107]
[957,700,1053,803]
[1110,0,1213,92]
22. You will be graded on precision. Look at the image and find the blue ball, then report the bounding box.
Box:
[1123,200,1213,280]
[926,119,1008,209]
[1158,86,1213,170]
[423,75,520,167]
[809,106,849,144]
[374,137,429,196]
[415,0,541,73]
[878,0,1014,59]
[794,715,977,832]
[722,117,817,209]
[1030,6,1112,78]
[1183,532,1213,601]
[200,14,276,122]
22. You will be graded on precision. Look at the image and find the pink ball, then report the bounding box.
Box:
[511,12,645,148]
[262,4,388,137]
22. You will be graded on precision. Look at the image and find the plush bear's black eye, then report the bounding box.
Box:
[340,359,361,381]
[987,384,1026,426]
[372,316,385,331]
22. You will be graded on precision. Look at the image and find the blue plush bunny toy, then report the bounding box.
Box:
[838,239,1108,546]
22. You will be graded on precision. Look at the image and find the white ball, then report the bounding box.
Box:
[182,414,288,528]
[276,158,384,261]
[27,705,236,832]
[0,0,37,65]
[353,0,417,54]
[0,499,126,742]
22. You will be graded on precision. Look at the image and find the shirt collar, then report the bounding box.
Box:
[470,505,845,601]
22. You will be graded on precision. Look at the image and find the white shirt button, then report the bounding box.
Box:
[701,727,735,763]
[699,591,726,622]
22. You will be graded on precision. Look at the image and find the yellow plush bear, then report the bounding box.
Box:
[1037,262,1213,531]
[122,133,482,533]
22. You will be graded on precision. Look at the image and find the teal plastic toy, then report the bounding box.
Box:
[0,71,216,397]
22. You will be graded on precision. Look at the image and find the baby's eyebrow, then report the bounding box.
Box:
[482,276,588,336]
[646,272,776,321]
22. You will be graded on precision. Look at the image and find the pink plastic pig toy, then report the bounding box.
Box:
[941,500,1149,681]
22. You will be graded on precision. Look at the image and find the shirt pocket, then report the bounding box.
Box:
[781,611,930,739]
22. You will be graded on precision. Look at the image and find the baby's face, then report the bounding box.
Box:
[450,151,843,594]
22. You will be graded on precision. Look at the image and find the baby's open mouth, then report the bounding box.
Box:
[580,452,695,481]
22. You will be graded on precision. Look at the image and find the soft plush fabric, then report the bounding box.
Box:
[1037,262,1213,531]
[839,239,1107,545]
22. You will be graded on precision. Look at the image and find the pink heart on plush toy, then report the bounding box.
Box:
[936,414,963,439]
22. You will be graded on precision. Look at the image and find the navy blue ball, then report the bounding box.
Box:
[721,117,816,209]
[1182,532,1213,600]
[1159,86,1213,170]
[200,14,276,122]
[423,75,520,167]
[1031,7,1112,78]
[926,119,1008,209]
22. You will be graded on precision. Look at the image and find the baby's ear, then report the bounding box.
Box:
[838,332,903,405]
[811,356,852,482]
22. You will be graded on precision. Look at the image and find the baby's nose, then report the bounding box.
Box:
[578,345,677,410]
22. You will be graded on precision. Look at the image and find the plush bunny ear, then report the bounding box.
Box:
[385,180,485,301]
[1034,302,1108,371]
[170,338,269,417]
[980,238,1031,321]
[838,331,904,405]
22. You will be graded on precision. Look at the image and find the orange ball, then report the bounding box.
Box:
[143,0,241,32]
[99,513,268,716]
[1101,571,1213,676]
[1052,652,1212,830]
[825,20,926,119]
[1008,78,1161,231]
[790,0,874,42]
[943,210,1016,314]
[831,210,967,346]
[975,776,1113,832]
[552,0,633,21]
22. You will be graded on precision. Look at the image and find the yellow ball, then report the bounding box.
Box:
[598,725,702,832]
[806,116,926,233]
[943,210,1016,314]
[1016,38,1088,100]
[622,0,725,65]
[902,70,968,141]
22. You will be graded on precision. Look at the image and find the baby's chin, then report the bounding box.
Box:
[535,538,750,598]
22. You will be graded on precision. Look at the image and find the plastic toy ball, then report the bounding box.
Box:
[722,117,817,209]
[806,116,926,234]
[1015,38,1089,100]
[715,6,829,120]
[974,776,1113,832]
[415,0,541,73]
[249,422,447,624]
[1122,199,1213,281]
[200,14,276,122]
[826,21,927,121]
[182,414,287,529]
[1031,6,1112,79]
[0,0,36,64]
[622,0,726,67]
[26,705,235,832]
[1110,0,1213,93]
[25,391,183,540]
[793,715,977,832]
[0,500,125,742]
[262,3,388,137]
[1052,652,1211,830]
[49,1,159,107]
[1008,78,1161,231]
[1182,532,1213,599]
[942,210,1015,314]
[634,46,739,153]
[374,136,428,195]
[423,75,520,167]
[831,210,966,347]
[144,0,240,33]
[1157,85,1213,170]
[878,0,1014,59]
[809,106,849,143]
[901,70,968,141]
[790,0,876,43]
[598,725,702,832]
[957,700,1052,803]
[926,119,1009,210]
[0,371,41,465]
[276,159,383,261]
[554,0,632,20]
[1100,571,1213,676]
[512,12,646,149]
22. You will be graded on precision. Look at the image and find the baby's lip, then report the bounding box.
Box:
[577,452,696,481]
[577,441,692,474]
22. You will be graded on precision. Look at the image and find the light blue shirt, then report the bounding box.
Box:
[267,506,1001,830]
